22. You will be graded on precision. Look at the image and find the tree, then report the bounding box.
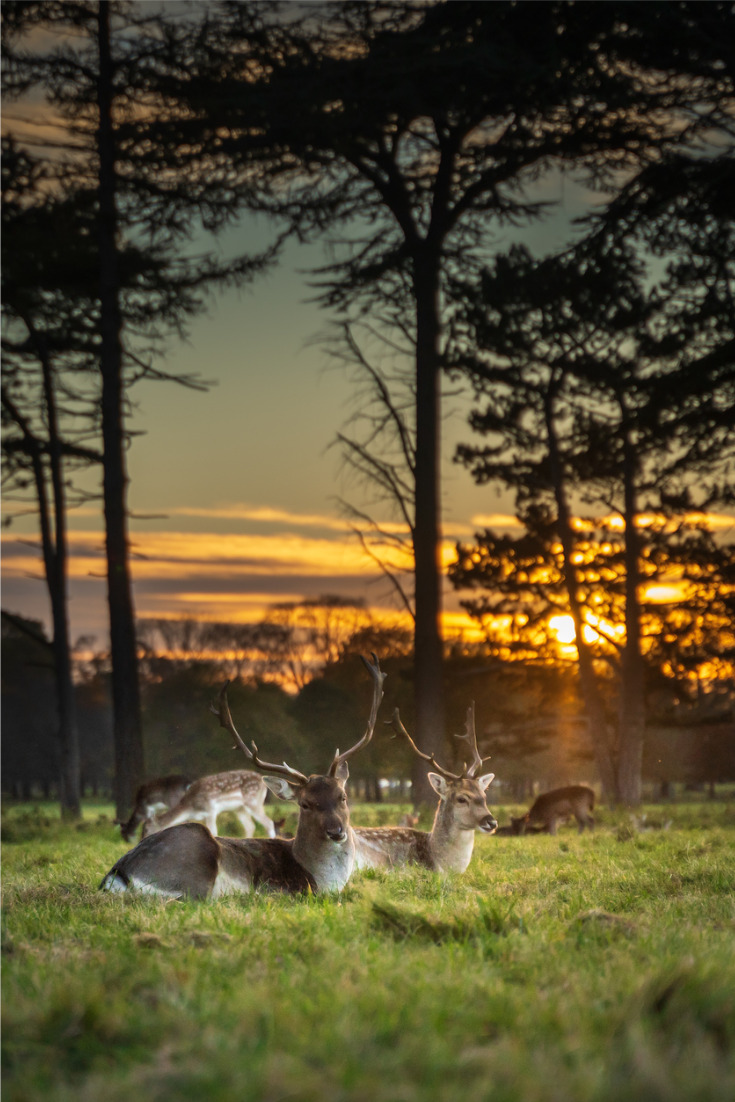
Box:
[448,148,734,802]
[1,612,57,799]
[1,139,105,818]
[182,0,735,800]
[330,322,418,623]
[2,1,274,815]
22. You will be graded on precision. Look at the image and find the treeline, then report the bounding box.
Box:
[3,608,733,805]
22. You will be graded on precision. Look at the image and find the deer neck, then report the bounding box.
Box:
[292,828,356,893]
[428,800,475,874]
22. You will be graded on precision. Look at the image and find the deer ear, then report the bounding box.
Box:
[478,772,495,791]
[333,760,350,785]
[263,776,298,802]
[427,772,450,799]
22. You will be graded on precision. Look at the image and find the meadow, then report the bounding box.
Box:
[2,798,734,1102]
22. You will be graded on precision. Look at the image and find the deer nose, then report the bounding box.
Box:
[480,814,498,834]
[326,826,347,843]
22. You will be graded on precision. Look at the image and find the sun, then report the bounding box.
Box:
[548,614,577,644]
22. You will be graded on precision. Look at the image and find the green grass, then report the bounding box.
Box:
[2,801,735,1102]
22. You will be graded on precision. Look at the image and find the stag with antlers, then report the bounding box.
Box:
[353,703,497,874]
[100,655,385,899]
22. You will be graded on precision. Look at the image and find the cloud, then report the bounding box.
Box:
[468,513,523,530]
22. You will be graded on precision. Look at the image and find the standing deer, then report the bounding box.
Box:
[140,770,276,840]
[352,703,497,874]
[99,655,385,898]
[118,774,191,841]
[510,785,595,835]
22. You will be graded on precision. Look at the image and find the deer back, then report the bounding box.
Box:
[141,770,268,837]
[515,785,595,834]
[101,823,317,899]
[353,826,432,870]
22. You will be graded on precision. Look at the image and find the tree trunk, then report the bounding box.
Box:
[411,258,445,806]
[616,415,645,805]
[97,2,144,819]
[41,348,81,820]
[544,389,618,798]
[3,343,82,820]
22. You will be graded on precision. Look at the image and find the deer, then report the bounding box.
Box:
[399,812,420,828]
[352,703,497,875]
[118,774,192,842]
[139,770,277,840]
[99,654,385,899]
[510,784,595,835]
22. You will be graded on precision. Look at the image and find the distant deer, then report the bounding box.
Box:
[118,774,191,842]
[140,770,276,840]
[100,655,385,899]
[352,703,497,874]
[510,785,595,835]
[399,812,420,828]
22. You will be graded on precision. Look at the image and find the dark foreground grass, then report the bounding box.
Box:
[2,801,734,1102]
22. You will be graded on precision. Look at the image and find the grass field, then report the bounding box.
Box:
[2,798,734,1102]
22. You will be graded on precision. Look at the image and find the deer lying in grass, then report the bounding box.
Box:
[99,655,385,898]
[510,784,595,835]
[352,703,497,874]
[118,774,191,842]
[140,770,276,840]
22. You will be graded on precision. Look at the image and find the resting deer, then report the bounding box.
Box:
[510,785,595,835]
[140,770,276,840]
[118,774,191,841]
[100,655,385,898]
[353,703,497,874]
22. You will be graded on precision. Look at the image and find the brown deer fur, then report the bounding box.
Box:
[510,785,595,835]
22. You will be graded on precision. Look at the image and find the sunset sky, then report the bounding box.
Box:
[3,212,532,647]
[6,150,725,649]
[2,9,647,652]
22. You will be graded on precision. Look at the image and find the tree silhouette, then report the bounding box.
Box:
[1,140,106,817]
[2,1,275,814]
[449,144,734,802]
[180,1,735,799]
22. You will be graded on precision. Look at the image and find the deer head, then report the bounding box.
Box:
[389,702,497,835]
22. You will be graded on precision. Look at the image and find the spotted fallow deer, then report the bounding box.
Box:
[139,770,276,840]
[510,785,595,835]
[118,774,191,842]
[353,703,497,874]
[99,655,385,899]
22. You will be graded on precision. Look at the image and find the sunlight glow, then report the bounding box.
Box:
[644,584,684,604]
[549,614,577,644]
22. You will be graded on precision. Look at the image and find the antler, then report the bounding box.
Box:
[210,681,308,786]
[387,707,463,781]
[328,653,386,776]
[453,701,491,778]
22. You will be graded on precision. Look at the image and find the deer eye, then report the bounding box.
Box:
[300,800,312,811]
[456,796,469,804]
